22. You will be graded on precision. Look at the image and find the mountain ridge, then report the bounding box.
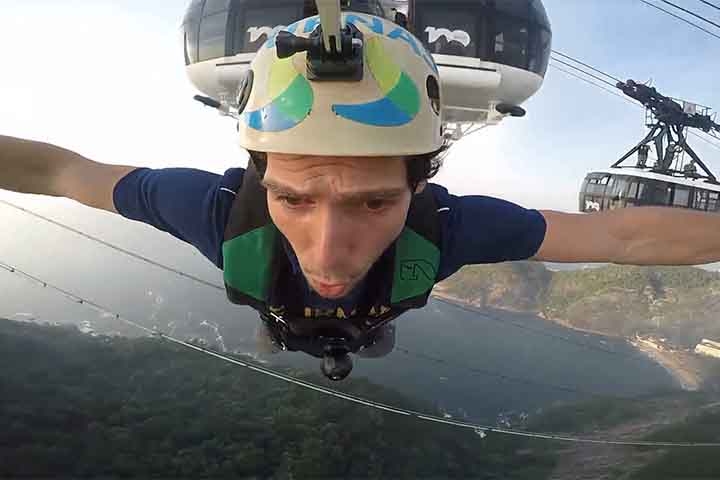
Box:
[433,262,720,347]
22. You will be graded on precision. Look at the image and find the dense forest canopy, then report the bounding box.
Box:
[0,319,555,479]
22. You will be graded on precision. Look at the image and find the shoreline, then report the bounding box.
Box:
[430,290,620,339]
[429,291,702,391]
[631,341,701,391]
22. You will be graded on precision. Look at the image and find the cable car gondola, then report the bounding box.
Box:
[579,80,720,214]
[182,1,391,112]
[403,0,551,137]
[180,0,551,140]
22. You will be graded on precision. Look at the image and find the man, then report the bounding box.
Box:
[2,13,719,380]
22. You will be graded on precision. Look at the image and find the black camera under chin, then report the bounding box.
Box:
[321,340,354,381]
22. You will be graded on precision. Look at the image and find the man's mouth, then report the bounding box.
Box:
[311,279,351,298]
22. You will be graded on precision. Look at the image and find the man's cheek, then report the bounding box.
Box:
[267,206,293,246]
[267,200,288,230]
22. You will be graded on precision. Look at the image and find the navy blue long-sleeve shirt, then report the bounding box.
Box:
[113,166,547,309]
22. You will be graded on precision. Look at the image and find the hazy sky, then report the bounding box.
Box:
[1,0,719,213]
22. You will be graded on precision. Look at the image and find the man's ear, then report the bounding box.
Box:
[414,180,428,194]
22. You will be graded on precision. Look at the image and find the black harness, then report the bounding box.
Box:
[222,161,442,380]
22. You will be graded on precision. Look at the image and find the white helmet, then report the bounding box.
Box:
[236,12,443,157]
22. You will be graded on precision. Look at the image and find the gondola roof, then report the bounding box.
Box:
[587,167,720,193]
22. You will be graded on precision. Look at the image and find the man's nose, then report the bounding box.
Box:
[314,206,354,273]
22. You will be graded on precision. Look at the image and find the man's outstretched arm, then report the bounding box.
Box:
[533,207,720,266]
[0,134,138,213]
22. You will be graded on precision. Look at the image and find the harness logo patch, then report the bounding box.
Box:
[401,260,437,282]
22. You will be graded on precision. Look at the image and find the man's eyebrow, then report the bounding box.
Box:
[260,179,407,199]
[260,179,294,194]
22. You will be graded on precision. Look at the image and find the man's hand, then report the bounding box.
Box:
[532,207,720,266]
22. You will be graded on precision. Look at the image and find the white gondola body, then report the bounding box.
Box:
[182,0,551,128]
[579,167,720,214]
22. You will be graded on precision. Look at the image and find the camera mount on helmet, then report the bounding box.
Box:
[274,3,364,81]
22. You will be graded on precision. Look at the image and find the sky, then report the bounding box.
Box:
[1,0,719,213]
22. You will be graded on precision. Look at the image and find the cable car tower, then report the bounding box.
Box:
[579,80,720,214]
[613,80,720,183]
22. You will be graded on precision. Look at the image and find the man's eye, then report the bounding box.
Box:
[366,199,389,211]
[278,195,305,207]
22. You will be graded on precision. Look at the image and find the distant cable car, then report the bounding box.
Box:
[579,80,720,214]
[180,0,551,140]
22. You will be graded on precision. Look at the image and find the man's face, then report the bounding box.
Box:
[262,153,419,299]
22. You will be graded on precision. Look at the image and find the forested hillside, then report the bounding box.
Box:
[0,318,555,479]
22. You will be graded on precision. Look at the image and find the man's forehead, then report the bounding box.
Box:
[261,177,407,199]
[267,152,404,164]
[262,153,408,197]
